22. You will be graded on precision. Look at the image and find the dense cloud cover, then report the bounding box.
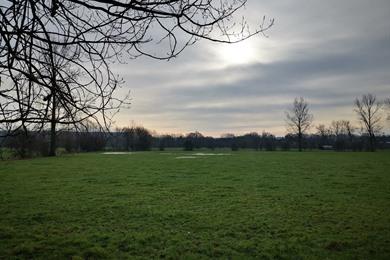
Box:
[113,0,390,136]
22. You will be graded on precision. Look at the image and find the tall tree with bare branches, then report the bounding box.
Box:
[385,98,390,121]
[285,97,313,151]
[354,93,382,151]
[0,0,273,155]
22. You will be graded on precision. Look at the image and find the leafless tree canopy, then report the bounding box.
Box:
[286,97,313,134]
[385,98,390,121]
[354,94,382,134]
[341,120,355,137]
[0,0,274,136]
[285,97,313,151]
[316,124,330,137]
[354,93,382,151]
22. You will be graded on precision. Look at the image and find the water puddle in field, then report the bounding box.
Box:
[102,152,133,155]
[192,153,231,156]
[175,156,198,159]
[175,153,231,159]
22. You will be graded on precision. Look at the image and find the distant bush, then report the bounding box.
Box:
[159,143,165,151]
[121,126,152,151]
[183,139,193,151]
[55,147,68,156]
[231,143,239,151]
[0,147,17,160]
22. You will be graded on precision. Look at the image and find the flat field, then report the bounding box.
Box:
[0,151,389,259]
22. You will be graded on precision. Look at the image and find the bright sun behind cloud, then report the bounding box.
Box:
[214,39,261,66]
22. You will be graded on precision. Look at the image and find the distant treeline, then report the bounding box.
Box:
[153,131,390,152]
[2,93,389,159]
[1,127,390,159]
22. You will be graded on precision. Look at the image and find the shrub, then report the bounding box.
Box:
[55,147,68,156]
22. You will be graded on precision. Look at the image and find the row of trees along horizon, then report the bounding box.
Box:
[2,2,388,159]
[1,94,390,159]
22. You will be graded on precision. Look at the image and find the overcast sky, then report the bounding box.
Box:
[113,0,390,137]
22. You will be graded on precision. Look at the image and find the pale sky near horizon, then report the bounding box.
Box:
[112,0,390,137]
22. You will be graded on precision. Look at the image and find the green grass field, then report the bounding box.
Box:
[1,151,389,259]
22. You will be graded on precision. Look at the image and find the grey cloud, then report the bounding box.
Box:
[165,35,390,101]
[113,0,390,136]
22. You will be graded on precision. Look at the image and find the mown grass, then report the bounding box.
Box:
[0,151,389,259]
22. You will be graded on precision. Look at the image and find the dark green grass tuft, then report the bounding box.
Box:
[1,151,390,259]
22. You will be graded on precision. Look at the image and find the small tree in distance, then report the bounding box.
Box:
[122,125,152,151]
[285,97,313,152]
[316,124,331,148]
[385,98,390,121]
[354,94,382,151]
[183,139,194,151]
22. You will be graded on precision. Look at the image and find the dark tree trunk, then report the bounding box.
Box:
[49,92,56,156]
[298,131,302,152]
[369,133,375,152]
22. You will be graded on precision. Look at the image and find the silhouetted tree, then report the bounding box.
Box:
[280,133,293,151]
[123,127,136,151]
[243,132,261,150]
[135,127,153,151]
[186,132,204,149]
[330,120,347,151]
[316,124,331,149]
[158,135,168,151]
[42,47,84,156]
[3,130,35,158]
[261,131,276,151]
[341,120,355,149]
[220,133,236,150]
[183,139,194,151]
[160,134,177,149]
[205,137,216,150]
[354,94,382,151]
[58,131,78,153]
[122,125,152,151]
[231,142,239,151]
[0,1,273,155]
[285,97,313,151]
[385,98,390,121]
[78,121,107,152]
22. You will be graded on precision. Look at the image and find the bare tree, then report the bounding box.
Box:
[316,124,331,148]
[0,1,273,155]
[42,46,97,155]
[354,94,382,151]
[316,124,330,137]
[341,120,355,143]
[285,97,313,151]
[329,120,356,151]
[330,120,343,136]
[385,98,390,121]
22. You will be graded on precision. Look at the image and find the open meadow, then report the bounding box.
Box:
[1,151,390,259]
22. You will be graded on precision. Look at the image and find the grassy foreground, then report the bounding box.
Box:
[0,151,389,259]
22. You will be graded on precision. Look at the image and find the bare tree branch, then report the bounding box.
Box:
[1,0,273,154]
